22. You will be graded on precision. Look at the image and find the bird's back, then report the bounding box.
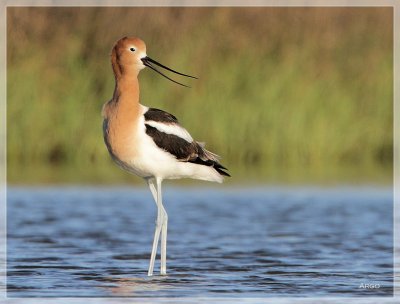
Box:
[143,107,230,177]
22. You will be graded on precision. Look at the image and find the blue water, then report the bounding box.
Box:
[7,186,393,297]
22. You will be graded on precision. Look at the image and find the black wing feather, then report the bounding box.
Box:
[144,108,178,124]
[145,124,197,160]
[144,119,230,177]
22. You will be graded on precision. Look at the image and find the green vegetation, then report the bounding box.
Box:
[7,7,393,184]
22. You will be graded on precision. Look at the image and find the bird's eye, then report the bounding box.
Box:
[130,47,136,52]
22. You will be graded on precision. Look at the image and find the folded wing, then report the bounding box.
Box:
[144,108,230,177]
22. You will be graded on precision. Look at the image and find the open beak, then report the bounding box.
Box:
[141,56,197,87]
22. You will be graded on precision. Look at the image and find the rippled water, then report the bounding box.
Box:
[7,186,393,297]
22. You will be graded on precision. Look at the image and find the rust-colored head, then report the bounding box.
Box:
[111,37,147,77]
[111,36,197,86]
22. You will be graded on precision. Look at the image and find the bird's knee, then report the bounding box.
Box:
[155,218,163,227]
[162,213,168,225]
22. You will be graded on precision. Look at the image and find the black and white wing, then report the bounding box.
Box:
[144,108,230,177]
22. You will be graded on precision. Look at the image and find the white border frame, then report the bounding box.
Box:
[1,1,398,303]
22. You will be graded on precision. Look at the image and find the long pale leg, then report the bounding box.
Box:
[147,178,162,276]
[157,178,168,275]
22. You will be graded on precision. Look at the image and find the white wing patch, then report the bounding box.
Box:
[145,120,193,143]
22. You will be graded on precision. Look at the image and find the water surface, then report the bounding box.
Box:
[7,186,393,297]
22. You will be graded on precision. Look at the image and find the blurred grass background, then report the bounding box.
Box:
[6,7,393,184]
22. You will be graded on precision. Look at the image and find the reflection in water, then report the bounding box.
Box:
[7,186,393,297]
[104,277,170,296]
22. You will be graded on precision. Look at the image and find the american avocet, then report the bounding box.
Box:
[102,37,229,276]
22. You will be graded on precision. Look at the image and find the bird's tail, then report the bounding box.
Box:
[197,142,230,177]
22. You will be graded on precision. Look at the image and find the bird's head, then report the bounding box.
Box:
[111,36,197,86]
[111,37,147,75]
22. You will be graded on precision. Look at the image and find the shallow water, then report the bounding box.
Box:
[7,186,393,297]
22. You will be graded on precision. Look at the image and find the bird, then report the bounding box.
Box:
[102,37,230,276]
